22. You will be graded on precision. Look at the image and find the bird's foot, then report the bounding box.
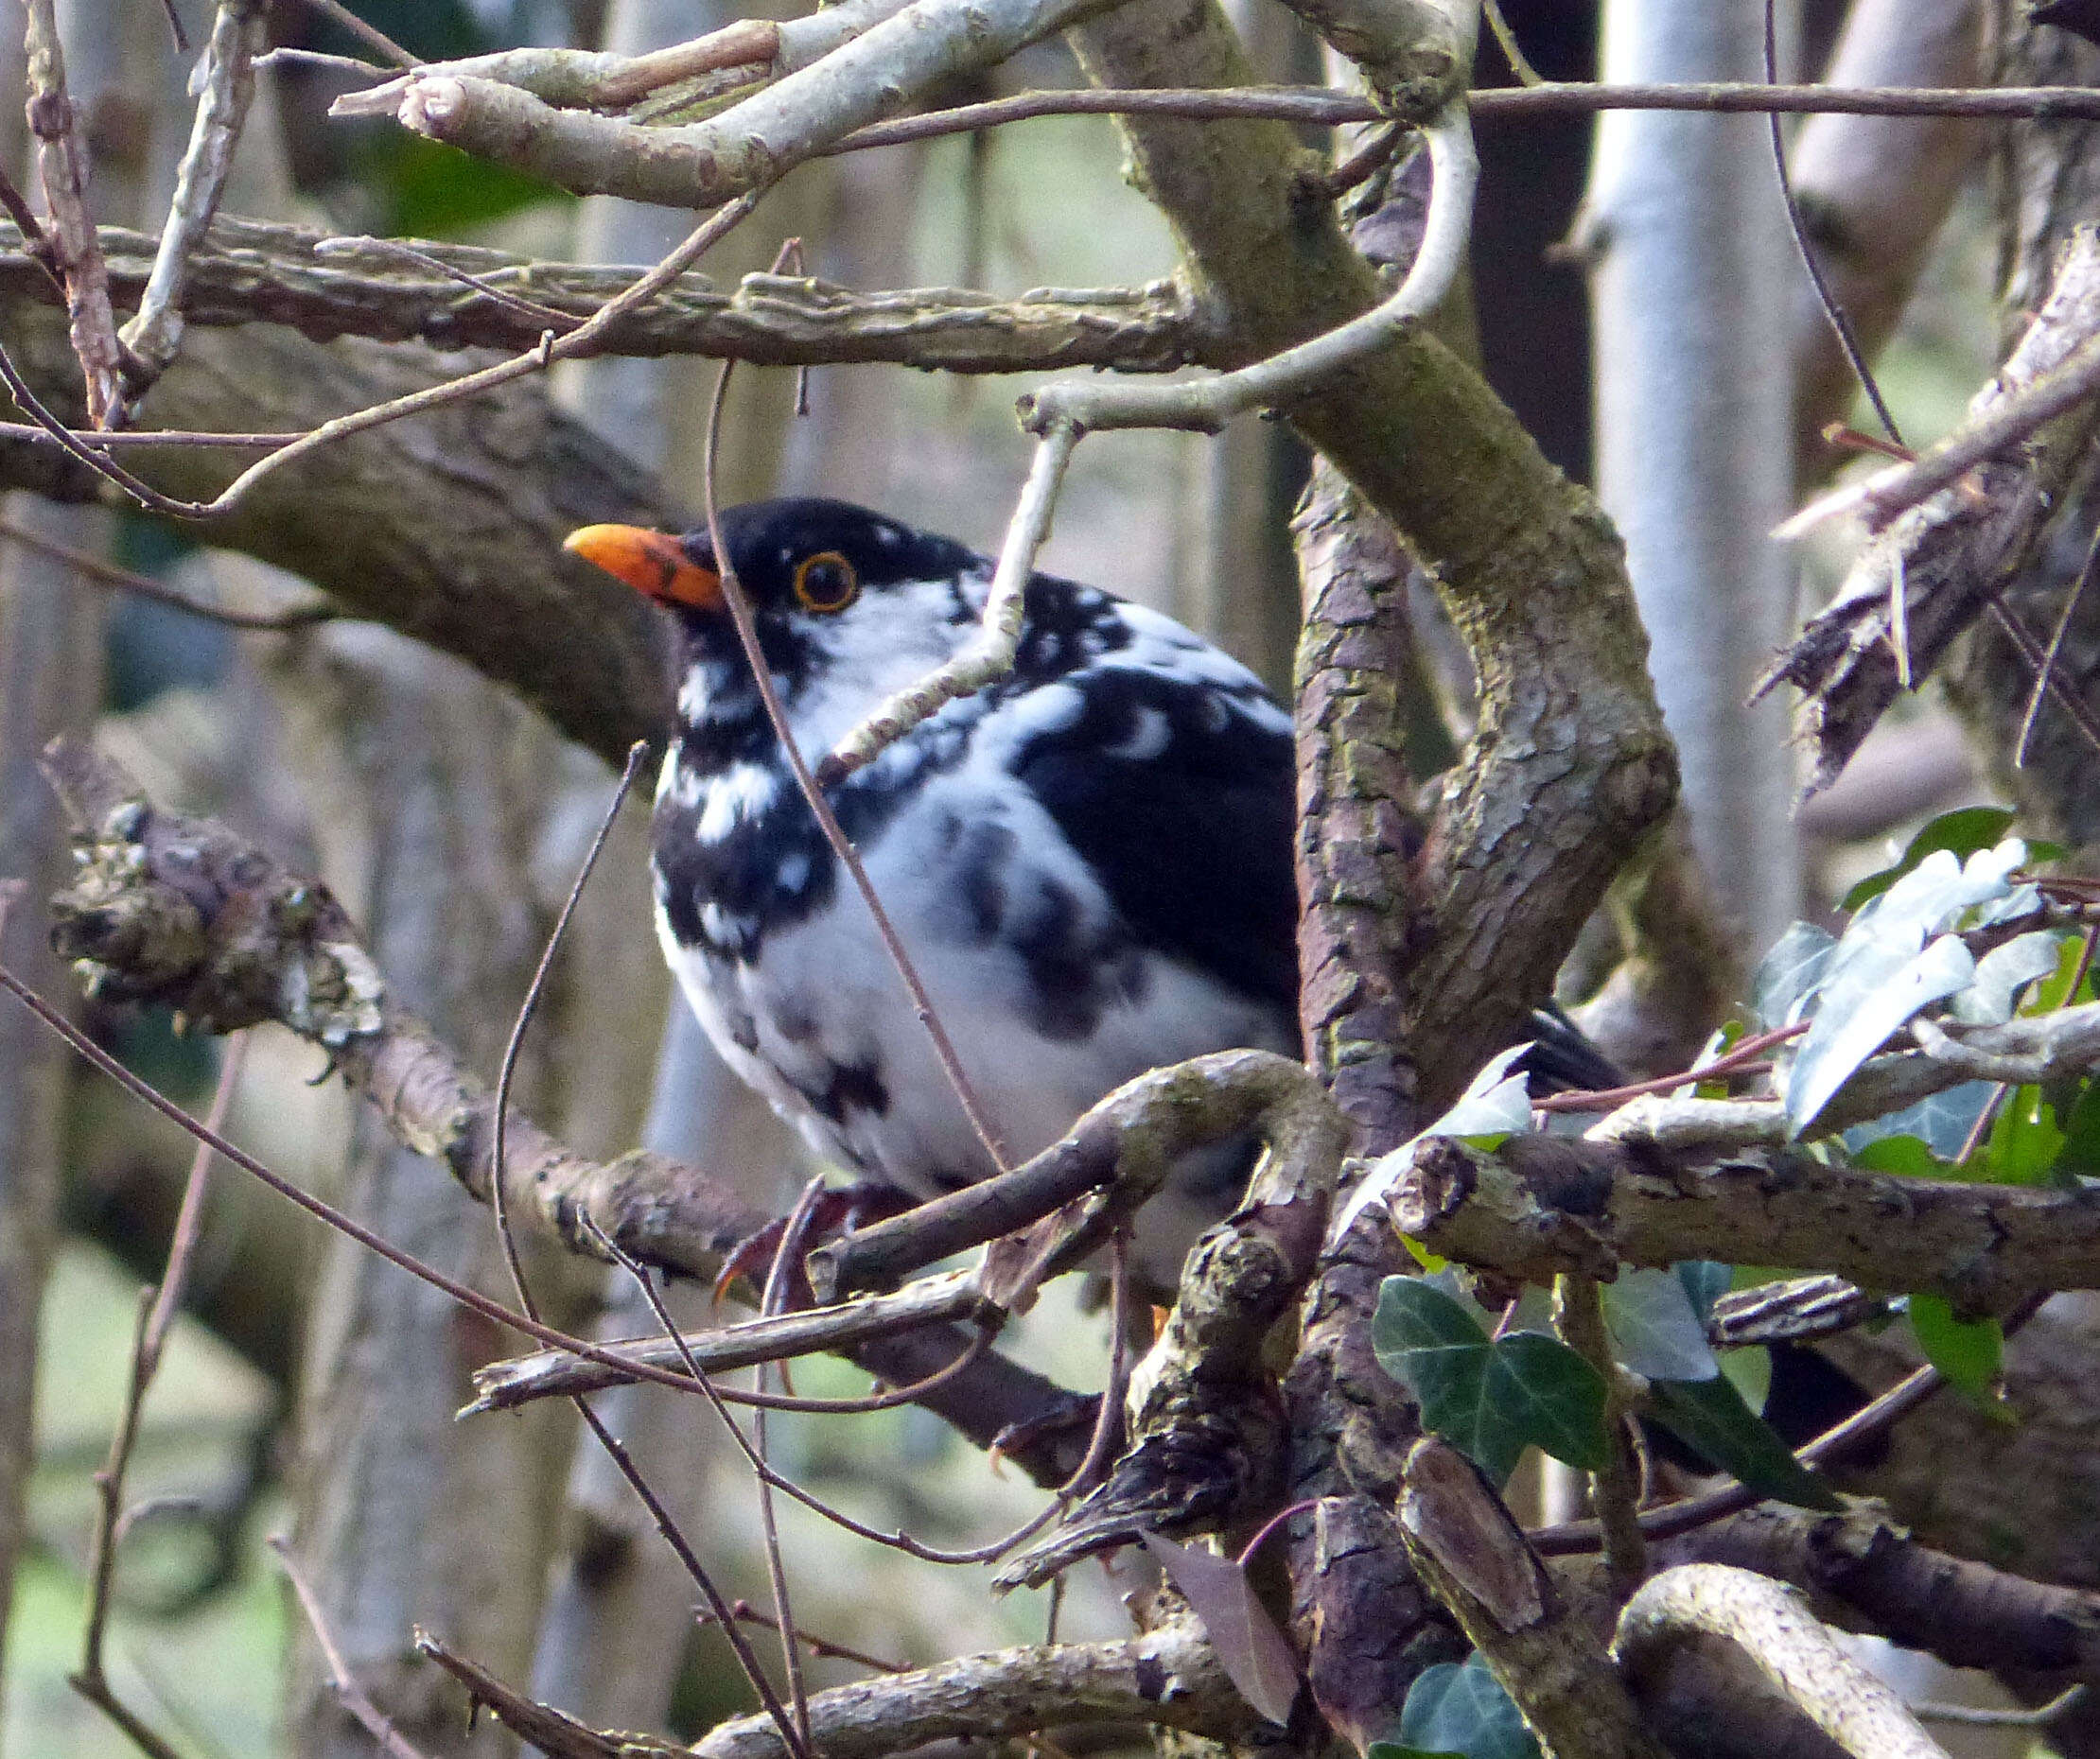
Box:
[713,1180,919,1308]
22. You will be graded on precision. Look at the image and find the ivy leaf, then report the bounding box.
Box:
[1748,922,1835,1030]
[1843,1082,1997,1159]
[1906,1296,2007,1416]
[1602,1268,1717,1382]
[1372,1282,1610,1482]
[1388,1656,1541,1759]
[1950,932,2066,1025]
[1786,933,1975,1136]
[1140,1535,1300,1723]
[1676,1261,1734,1324]
[1720,1346,1772,1414]
[1840,807,2017,912]
[2056,1081,2100,1177]
[1646,1376,1843,1510]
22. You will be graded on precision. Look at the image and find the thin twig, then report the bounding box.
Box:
[1984,589,2100,765]
[1479,0,1543,85]
[1913,1685,2086,1729]
[0,164,61,292]
[0,961,791,1404]
[695,1603,908,1675]
[481,745,812,1759]
[1763,0,1901,447]
[70,1039,248,1759]
[820,418,1077,782]
[756,1176,830,1749]
[268,1537,429,1759]
[0,513,338,630]
[2016,521,2100,767]
[825,80,2100,160]
[1535,1023,1808,1113]
[299,0,418,67]
[699,353,1011,1172]
[0,421,303,447]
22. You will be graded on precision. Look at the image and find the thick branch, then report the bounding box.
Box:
[0,218,1211,372]
[423,1619,1256,1759]
[1394,1121,2100,1310]
[1615,1565,1951,1759]
[1654,1503,2100,1687]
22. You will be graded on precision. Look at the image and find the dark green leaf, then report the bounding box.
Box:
[1393,1658,1541,1759]
[1906,1296,2005,1413]
[1852,1134,1952,1177]
[1489,1334,1611,1472]
[1840,808,2017,911]
[1372,1282,1609,1480]
[1676,1261,1734,1323]
[1602,1268,1716,1382]
[2056,1081,2100,1177]
[1647,1376,1843,1509]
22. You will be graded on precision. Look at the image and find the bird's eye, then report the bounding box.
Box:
[793,551,859,613]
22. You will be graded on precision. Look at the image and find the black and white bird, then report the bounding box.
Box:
[566,499,1611,1281]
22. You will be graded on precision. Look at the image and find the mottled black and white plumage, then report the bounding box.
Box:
[568,498,1611,1280]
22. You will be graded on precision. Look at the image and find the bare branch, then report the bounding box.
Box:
[120,0,266,396]
[270,1538,431,1759]
[1398,1439,1671,1759]
[1616,1565,1952,1759]
[21,0,124,425]
[0,218,1212,370]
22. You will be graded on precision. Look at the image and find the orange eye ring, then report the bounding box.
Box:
[793,550,859,613]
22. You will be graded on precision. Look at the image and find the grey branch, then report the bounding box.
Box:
[464,1270,991,1413]
[0,219,1211,373]
[341,0,1123,209]
[1616,1565,1952,1759]
[420,1618,1255,1759]
[120,0,265,394]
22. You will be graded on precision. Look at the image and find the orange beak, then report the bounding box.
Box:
[565,524,724,612]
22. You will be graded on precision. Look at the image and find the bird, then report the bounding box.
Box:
[564,498,1615,1287]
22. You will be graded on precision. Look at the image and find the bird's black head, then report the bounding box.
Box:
[565,498,981,630]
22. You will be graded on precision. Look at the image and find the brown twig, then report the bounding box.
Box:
[697,1603,907,1675]
[479,742,814,1759]
[1983,588,2100,764]
[0,164,61,292]
[268,1536,429,1759]
[1533,1021,1809,1114]
[313,235,585,333]
[298,0,418,68]
[70,1038,248,1759]
[0,421,302,447]
[1763,0,1902,448]
[698,352,1011,1172]
[22,0,126,427]
[0,513,338,630]
[2016,523,2100,767]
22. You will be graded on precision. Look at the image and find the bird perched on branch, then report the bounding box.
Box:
[566,499,1613,1285]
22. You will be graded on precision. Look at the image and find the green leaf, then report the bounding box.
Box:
[1719,1346,1772,1414]
[1786,933,1975,1136]
[373,133,574,238]
[1843,1082,1997,1159]
[1646,1375,1843,1509]
[1491,1334,1611,1472]
[1372,1282,1609,1481]
[1748,922,1835,1030]
[1391,1657,1541,1759]
[1841,808,2018,911]
[1676,1261,1734,1323]
[1906,1296,2006,1414]
[1978,1086,2065,1188]
[2056,1081,2100,1177]
[1602,1268,1717,1382]
[1852,1133,1951,1177]
[1950,932,2066,1026]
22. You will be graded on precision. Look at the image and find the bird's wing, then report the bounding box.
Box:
[1005,650,1301,1025]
